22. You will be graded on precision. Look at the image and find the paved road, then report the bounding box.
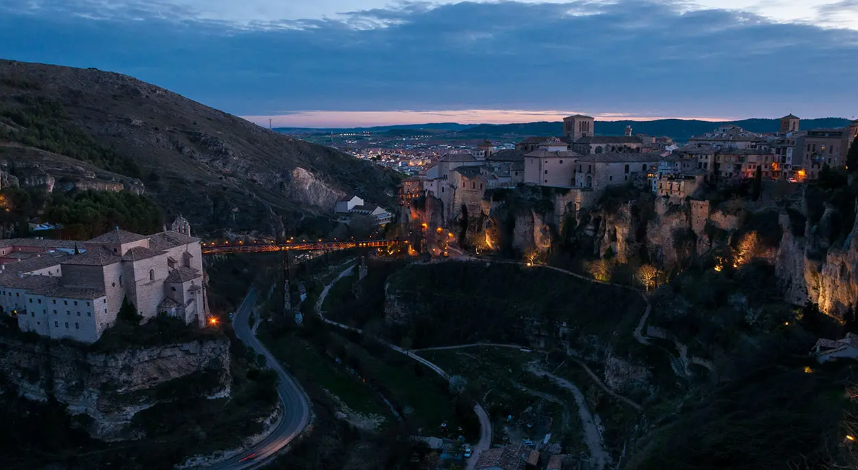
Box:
[204,288,311,470]
[527,364,610,470]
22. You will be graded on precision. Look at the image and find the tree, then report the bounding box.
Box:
[847,134,858,173]
[118,295,142,324]
[348,214,378,240]
[449,375,467,395]
[752,165,762,201]
[636,264,658,291]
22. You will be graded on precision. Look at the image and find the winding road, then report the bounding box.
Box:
[315,264,493,470]
[204,288,311,470]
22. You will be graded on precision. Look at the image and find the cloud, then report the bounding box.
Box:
[1,0,857,125]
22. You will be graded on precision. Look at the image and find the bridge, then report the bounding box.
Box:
[201,239,402,255]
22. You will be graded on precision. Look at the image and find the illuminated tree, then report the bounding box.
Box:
[636,264,658,291]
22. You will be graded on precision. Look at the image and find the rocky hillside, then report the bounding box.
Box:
[0,59,401,236]
[0,331,230,440]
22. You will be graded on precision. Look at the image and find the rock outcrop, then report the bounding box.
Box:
[0,333,230,440]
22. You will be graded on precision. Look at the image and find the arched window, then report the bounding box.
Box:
[642,164,647,171]
[149,269,155,281]
[594,146,603,154]
[586,175,593,188]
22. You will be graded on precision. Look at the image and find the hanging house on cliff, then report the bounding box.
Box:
[812,333,858,363]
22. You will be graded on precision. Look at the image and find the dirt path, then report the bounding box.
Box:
[527,363,610,470]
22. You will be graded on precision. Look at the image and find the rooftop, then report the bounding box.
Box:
[0,252,70,275]
[122,246,165,261]
[63,246,122,266]
[524,149,581,158]
[452,166,485,179]
[488,149,525,162]
[578,152,664,163]
[165,266,202,283]
[149,231,199,250]
[439,153,477,163]
[0,238,80,250]
[575,135,643,145]
[86,229,150,245]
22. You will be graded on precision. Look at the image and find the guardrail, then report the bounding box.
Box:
[201,239,402,255]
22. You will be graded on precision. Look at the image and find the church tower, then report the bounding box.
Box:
[563,115,595,141]
[170,215,191,236]
[780,114,800,134]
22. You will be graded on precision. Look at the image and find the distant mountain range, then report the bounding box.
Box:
[277,117,853,142]
[274,123,470,134]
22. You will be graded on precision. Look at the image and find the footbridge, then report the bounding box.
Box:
[201,239,402,255]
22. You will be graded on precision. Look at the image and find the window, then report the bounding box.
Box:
[104,299,107,303]
[65,322,68,329]
[31,312,34,317]
[624,164,630,173]
[149,269,155,281]
[77,312,80,317]
[559,160,563,164]
[73,301,77,306]
[54,321,58,327]
[52,300,56,304]
[545,170,548,175]
[64,300,67,305]
[111,282,115,287]
[87,312,91,317]
[67,311,70,315]
[53,310,57,314]
[471,182,475,189]
[37,299,41,304]
[609,176,613,181]
[441,187,444,193]
[642,164,647,171]
[75,323,79,329]
[28,298,32,303]
[171,286,177,292]
[86,302,90,306]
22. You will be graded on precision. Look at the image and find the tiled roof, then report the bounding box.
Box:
[0,238,79,249]
[86,229,149,245]
[158,297,181,309]
[782,114,799,119]
[63,247,121,266]
[452,166,485,179]
[149,231,199,250]
[122,246,165,261]
[0,275,104,299]
[575,136,643,145]
[473,443,530,470]
[0,252,70,275]
[488,150,525,162]
[564,114,593,119]
[165,267,202,283]
[525,150,580,158]
[578,152,664,163]
[439,153,477,162]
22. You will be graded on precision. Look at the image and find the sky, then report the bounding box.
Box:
[1,0,857,127]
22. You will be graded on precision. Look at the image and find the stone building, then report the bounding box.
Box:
[570,135,644,155]
[657,171,707,200]
[780,114,800,134]
[445,166,487,221]
[1,221,208,344]
[563,114,594,141]
[687,125,767,150]
[573,153,662,191]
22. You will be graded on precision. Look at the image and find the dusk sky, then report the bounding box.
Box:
[1,0,857,127]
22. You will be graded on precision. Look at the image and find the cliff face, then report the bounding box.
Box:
[0,334,231,441]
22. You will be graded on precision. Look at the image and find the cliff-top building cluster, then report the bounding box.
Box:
[0,216,208,343]
[399,114,858,221]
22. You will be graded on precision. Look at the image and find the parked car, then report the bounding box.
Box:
[463,445,472,458]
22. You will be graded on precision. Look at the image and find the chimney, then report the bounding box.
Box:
[625,125,633,137]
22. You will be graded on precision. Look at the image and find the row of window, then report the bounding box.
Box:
[26,297,91,307]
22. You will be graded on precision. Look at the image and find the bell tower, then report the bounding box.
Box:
[780,114,800,134]
[563,115,595,141]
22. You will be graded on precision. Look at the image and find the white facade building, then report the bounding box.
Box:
[1,221,208,344]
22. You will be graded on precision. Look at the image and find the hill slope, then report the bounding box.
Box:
[0,60,401,236]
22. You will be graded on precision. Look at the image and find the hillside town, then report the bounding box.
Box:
[397,115,858,218]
